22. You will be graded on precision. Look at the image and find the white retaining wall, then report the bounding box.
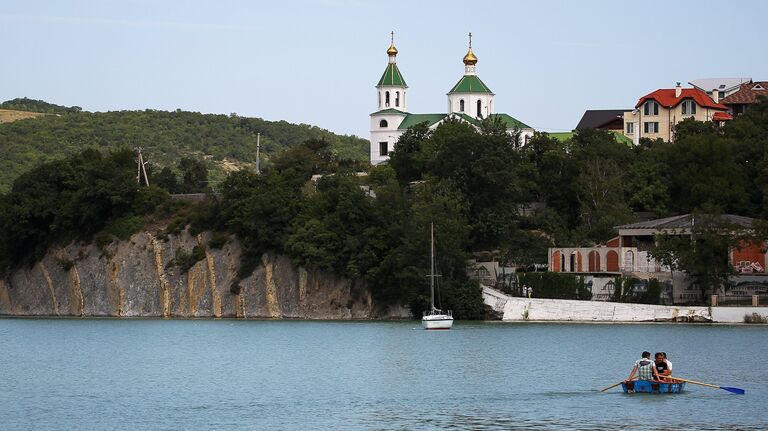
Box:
[482,286,768,323]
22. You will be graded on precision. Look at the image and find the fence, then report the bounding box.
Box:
[711,295,767,306]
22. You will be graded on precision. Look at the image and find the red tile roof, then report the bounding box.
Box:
[712,111,733,121]
[719,82,768,105]
[635,88,728,110]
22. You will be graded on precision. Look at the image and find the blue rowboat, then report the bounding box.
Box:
[622,380,685,394]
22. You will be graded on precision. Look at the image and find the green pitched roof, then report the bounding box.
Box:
[370,108,408,116]
[454,113,531,130]
[377,63,407,87]
[397,114,447,130]
[448,75,493,94]
[489,113,531,130]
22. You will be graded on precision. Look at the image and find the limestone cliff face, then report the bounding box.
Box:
[0,230,411,319]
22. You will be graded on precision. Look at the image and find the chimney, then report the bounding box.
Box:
[675,82,682,98]
[711,88,719,103]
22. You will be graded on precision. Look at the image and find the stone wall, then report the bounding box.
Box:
[482,286,768,323]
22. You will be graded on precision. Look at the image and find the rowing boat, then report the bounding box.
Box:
[622,380,685,394]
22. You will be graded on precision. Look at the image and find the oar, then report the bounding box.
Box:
[668,376,745,394]
[600,380,632,392]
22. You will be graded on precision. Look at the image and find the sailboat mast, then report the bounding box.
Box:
[430,222,435,311]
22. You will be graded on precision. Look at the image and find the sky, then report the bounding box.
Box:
[1,0,766,139]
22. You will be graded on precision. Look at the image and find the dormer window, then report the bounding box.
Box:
[681,100,696,116]
[379,119,388,128]
[754,84,765,90]
[643,101,659,116]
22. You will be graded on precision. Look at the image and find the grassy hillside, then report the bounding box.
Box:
[0,109,47,124]
[0,98,369,192]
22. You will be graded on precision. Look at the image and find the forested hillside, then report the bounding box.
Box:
[0,98,368,192]
[3,98,767,317]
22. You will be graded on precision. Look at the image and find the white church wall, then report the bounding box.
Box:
[370,113,406,165]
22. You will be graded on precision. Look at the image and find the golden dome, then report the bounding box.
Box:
[463,48,477,65]
[387,42,398,56]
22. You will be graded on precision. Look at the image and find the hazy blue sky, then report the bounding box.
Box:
[2,0,766,138]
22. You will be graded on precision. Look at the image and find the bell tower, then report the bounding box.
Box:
[447,32,495,119]
[370,32,409,165]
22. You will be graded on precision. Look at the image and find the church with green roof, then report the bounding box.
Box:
[370,33,535,165]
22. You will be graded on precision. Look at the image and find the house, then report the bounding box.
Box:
[370,33,534,165]
[575,109,631,131]
[622,83,731,144]
[548,214,767,303]
[689,77,751,102]
[719,81,768,116]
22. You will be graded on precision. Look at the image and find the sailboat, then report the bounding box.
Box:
[422,223,454,330]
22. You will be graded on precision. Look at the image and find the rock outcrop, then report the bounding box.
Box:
[0,230,410,319]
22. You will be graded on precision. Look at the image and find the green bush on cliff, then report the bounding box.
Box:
[0,148,169,270]
[174,245,207,272]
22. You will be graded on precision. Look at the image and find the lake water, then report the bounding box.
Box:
[1,319,767,430]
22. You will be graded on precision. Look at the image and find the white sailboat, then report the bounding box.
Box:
[422,223,453,330]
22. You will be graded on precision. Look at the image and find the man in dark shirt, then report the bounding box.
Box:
[654,352,670,381]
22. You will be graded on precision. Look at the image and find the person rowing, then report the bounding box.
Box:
[626,351,661,382]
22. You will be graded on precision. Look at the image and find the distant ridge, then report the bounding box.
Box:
[0,98,369,192]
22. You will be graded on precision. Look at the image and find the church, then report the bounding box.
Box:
[370,33,535,165]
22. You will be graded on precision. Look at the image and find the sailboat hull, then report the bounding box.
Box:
[422,315,454,330]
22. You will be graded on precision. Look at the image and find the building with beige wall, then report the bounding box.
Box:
[622,83,731,144]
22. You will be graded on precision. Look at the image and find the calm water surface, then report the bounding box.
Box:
[1,319,767,430]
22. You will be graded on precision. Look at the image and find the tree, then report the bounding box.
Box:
[178,157,209,193]
[651,214,750,302]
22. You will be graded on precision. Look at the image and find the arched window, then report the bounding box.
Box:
[378,92,381,109]
[459,99,465,112]
[395,91,400,107]
[385,91,390,107]
[477,100,482,118]
[379,119,388,128]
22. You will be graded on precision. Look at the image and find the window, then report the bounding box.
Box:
[626,122,634,134]
[644,122,659,133]
[395,91,400,107]
[459,99,465,112]
[643,101,659,116]
[385,91,390,107]
[718,91,726,99]
[378,92,381,109]
[379,142,388,156]
[379,119,388,128]
[682,100,696,115]
[477,100,482,118]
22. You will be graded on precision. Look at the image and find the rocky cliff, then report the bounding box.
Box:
[0,230,411,319]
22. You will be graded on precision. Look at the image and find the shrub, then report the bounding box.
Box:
[56,257,74,271]
[174,245,207,272]
[103,215,145,241]
[744,313,767,324]
[516,272,591,300]
[208,232,228,250]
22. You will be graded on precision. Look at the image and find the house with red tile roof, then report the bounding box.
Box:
[622,83,731,144]
[719,81,768,116]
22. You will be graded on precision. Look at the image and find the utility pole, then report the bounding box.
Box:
[136,147,149,186]
[256,132,261,174]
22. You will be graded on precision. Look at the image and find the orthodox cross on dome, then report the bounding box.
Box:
[387,30,398,58]
[468,32,472,49]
